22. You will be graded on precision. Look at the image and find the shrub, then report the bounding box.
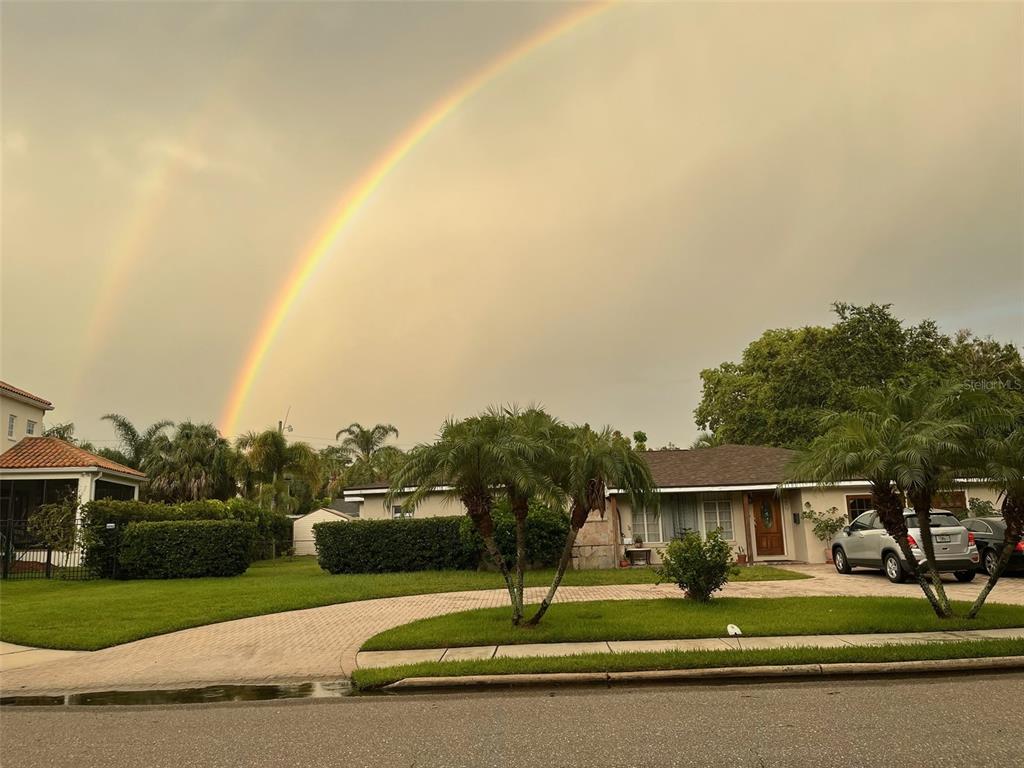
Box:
[656,530,737,602]
[117,520,255,579]
[968,497,997,518]
[27,494,79,551]
[314,517,476,574]
[80,499,229,577]
[459,500,569,568]
[800,503,846,543]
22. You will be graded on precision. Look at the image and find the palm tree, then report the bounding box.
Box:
[101,413,173,469]
[236,429,320,513]
[690,431,725,449]
[388,414,545,616]
[787,383,972,618]
[968,426,1024,617]
[526,426,657,626]
[491,406,564,624]
[144,422,237,502]
[335,422,399,483]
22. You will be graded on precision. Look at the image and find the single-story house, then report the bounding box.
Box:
[342,444,1004,569]
[0,437,145,573]
[292,504,358,556]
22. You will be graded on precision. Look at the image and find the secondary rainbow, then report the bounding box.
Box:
[220,2,613,434]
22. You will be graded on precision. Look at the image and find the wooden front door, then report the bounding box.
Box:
[751,493,784,556]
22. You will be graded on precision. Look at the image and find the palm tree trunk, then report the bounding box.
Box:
[873,484,948,618]
[525,524,579,626]
[511,497,529,626]
[893,533,948,618]
[968,495,1023,619]
[466,504,518,614]
[909,491,951,615]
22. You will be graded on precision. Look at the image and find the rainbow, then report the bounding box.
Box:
[220,1,613,434]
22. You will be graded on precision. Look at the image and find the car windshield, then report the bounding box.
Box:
[904,512,960,528]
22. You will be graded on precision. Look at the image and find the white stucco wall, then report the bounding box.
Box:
[353,491,465,520]
[1,396,48,452]
[293,508,349,556]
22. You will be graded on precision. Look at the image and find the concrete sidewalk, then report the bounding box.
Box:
[355,626,1024,669]
[0,642,85,673]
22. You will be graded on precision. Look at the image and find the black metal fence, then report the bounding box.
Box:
[0,519,94,581]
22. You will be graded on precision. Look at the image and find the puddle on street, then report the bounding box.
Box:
[0,680,352,706]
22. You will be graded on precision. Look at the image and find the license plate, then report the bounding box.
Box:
[935,535,951,543]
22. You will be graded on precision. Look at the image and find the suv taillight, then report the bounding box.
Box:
[907,534,918,548]
[967,532,975,546]
[1016,541,1024,553]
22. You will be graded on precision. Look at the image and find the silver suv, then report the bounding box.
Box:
[831,509,979,584]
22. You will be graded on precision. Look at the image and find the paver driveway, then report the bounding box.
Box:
[2,566,1022,695]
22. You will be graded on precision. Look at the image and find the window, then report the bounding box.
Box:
[632,507,661,543]
[849,512,876,531]
[6,415,14,438]
[845,495,872,521]
[391,505,413,519]
[965,520,992,535]
[702,495,734,540]
[26,420,36,435]
[662,495,699,539]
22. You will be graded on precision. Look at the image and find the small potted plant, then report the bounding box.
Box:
[735,546,747,566]
[801,503,845,562]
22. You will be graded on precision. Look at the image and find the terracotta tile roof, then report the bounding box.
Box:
[0,437,145,478]
[0,380,54,410]
[344,444,800,494]
[639,444,799,488]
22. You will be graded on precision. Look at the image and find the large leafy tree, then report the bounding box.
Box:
[526,426,657,625]
[100,413,173,469]
[335,422,401,486]
[235,429,320,514]
[144,422,237,502]
[695,303,1022,448]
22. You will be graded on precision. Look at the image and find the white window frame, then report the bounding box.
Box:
[6,414,15,438]
[701,494,735,541]
[391,505,413,519]
[26,420,36,435]
[631,507,663,544]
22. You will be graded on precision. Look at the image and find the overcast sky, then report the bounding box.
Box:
[2,1,1022,451]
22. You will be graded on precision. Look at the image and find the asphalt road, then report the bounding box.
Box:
[2,672,1020,767]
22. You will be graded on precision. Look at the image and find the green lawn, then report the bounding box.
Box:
[352,638,1024,691]
[361,596,1024,651]
[0,557,803,651]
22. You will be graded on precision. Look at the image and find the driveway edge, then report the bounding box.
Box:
[382,655,1024,692]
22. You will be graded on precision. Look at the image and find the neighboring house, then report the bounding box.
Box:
[292,505,358,556]
[0,437,146,573]
[342,444,1004,569]
[1,380,54,452]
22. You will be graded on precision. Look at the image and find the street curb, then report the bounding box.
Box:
[381,655,1024,692]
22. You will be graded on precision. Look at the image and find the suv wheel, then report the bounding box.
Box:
[833,547,852,574]
[983,549,1000,577]
[954,570,976,583]
[884,552,906,583]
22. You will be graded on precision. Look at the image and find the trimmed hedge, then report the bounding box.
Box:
[80,498,289,577]
[314,503,571,574]
[117,520,255,579]
[315,517,476,574]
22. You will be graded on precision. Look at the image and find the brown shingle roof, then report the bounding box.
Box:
[344,444,799,494]
[0,437,145,478]
[0,380,54,410]
[640,444,798,488]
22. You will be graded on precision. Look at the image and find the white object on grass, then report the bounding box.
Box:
[727,624,742,636]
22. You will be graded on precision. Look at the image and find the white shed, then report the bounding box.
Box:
[292,507,354,556]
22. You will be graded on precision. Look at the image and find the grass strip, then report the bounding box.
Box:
[362,596,1024,650]
[352,638,1024,691]
[0,558,804,651]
